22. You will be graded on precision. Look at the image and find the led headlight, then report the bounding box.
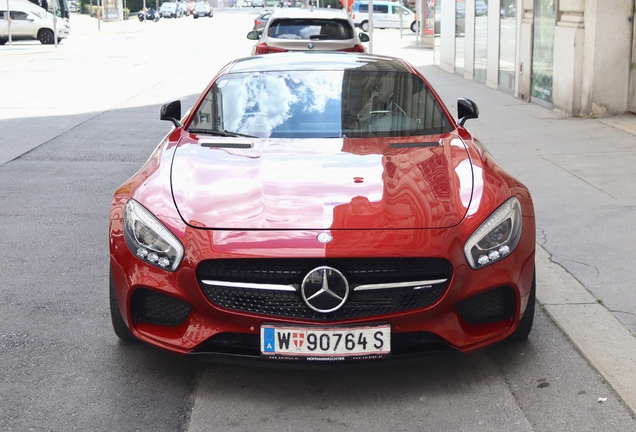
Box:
[123,199,184,272]
[464,197,522,269]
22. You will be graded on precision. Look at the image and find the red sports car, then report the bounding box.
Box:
[109,52,535,365]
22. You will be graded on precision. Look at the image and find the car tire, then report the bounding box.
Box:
[38,29,54,45]
[0,38,6,45]
[109,269,137,341]
[410,20,419,33]
[507,270,536,341]
[360,20,369,32]
[193,14,198,18]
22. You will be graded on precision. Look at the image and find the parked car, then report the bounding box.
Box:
[252,9,271,30]
[67,0,78,13]
[475,0,488,16]
[185,0,196,15]
[176,0,188,16]
[350,0,415,32]
[159,2,181,18]
[246,8,369,55]
[109,51,536,366]
[0,0,70,45]
[501,4,515,19]
[193,1,212,18]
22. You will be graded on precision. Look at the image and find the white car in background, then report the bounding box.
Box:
[193,2,213,18]
[0,0,70,45]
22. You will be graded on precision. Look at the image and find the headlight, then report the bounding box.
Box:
[123,199,184,272]
[464,197,522,269]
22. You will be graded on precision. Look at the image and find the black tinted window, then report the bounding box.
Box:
[268,19,354,40]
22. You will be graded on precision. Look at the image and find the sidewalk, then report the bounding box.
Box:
[381,36,636,416]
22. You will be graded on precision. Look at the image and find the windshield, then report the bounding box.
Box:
[189,70,452,139]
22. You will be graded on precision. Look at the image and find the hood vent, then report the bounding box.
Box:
[390,142,440,149]
[201,142,253,149]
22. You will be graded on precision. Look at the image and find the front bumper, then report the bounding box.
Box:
[110,218,536,364]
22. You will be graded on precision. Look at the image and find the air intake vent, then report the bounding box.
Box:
[131,289,192,326]
[456,286,516,325]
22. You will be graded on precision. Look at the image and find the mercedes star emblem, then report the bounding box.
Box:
[301,266,349,313]
[317,232,333,244]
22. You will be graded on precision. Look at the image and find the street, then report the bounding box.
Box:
[1,8,635,431]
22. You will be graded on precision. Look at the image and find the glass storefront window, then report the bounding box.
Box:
[499,0,517,91]
[433,0,441,66]
[474,0,488,82]
[531,0,555,105]
[455,0,465,76]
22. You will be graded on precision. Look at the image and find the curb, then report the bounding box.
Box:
[536,245,636,417]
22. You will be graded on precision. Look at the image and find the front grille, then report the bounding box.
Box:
[131,288,192,326]
[455,286,516,325]
[197,258,452,321]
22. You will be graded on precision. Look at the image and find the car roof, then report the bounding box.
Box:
[228,52,410,74]
[267,7,350,20]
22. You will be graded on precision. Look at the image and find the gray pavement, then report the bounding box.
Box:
[2,11,636,421]
[382,41,636,416]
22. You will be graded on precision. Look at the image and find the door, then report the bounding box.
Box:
[372,4,390,28]
[388,4,411,29]
[10,11,36,37]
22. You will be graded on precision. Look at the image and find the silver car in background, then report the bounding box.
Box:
[246,7,369,55]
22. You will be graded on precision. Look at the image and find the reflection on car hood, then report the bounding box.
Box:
[170,136,473,230]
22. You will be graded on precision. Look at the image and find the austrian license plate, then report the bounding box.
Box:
[260,324,391,361]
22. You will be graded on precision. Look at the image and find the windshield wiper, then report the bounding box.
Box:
[189,129,257,138]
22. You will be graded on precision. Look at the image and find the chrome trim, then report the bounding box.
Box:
[200,280,296,292]
[353,279,448,292]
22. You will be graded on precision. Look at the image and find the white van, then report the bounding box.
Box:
[0,0,70,44]
[350,0,414,32]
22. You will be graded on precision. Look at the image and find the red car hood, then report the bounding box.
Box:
[170,136,473,230]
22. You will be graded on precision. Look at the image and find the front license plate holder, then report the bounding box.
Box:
[260,323,391,362]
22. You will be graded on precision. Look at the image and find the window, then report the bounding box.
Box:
[392,6,410,15]
[190,71,452,139]
[359,4,389,13]
[9,11,31,20]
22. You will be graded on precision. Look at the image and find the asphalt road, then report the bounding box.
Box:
[1,8,635,431]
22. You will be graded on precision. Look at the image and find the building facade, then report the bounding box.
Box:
[431,0,636,116]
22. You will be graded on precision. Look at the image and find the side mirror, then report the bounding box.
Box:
[457,98,479,126]
[160,100,182,128]
[359,32,370,42]
[247,30,261,40]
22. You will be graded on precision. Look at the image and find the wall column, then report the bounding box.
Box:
[515,0,533,102]
[552,0,585,115]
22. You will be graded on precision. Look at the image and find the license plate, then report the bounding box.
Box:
[261,324,390,361]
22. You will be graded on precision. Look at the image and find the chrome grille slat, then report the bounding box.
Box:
[196,258,452,321]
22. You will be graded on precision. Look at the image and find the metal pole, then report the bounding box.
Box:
[399,3,402,39]
[6,0,12,45]
[53,3,58,46]
[97,0,100,30]
[368,0,373,53]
